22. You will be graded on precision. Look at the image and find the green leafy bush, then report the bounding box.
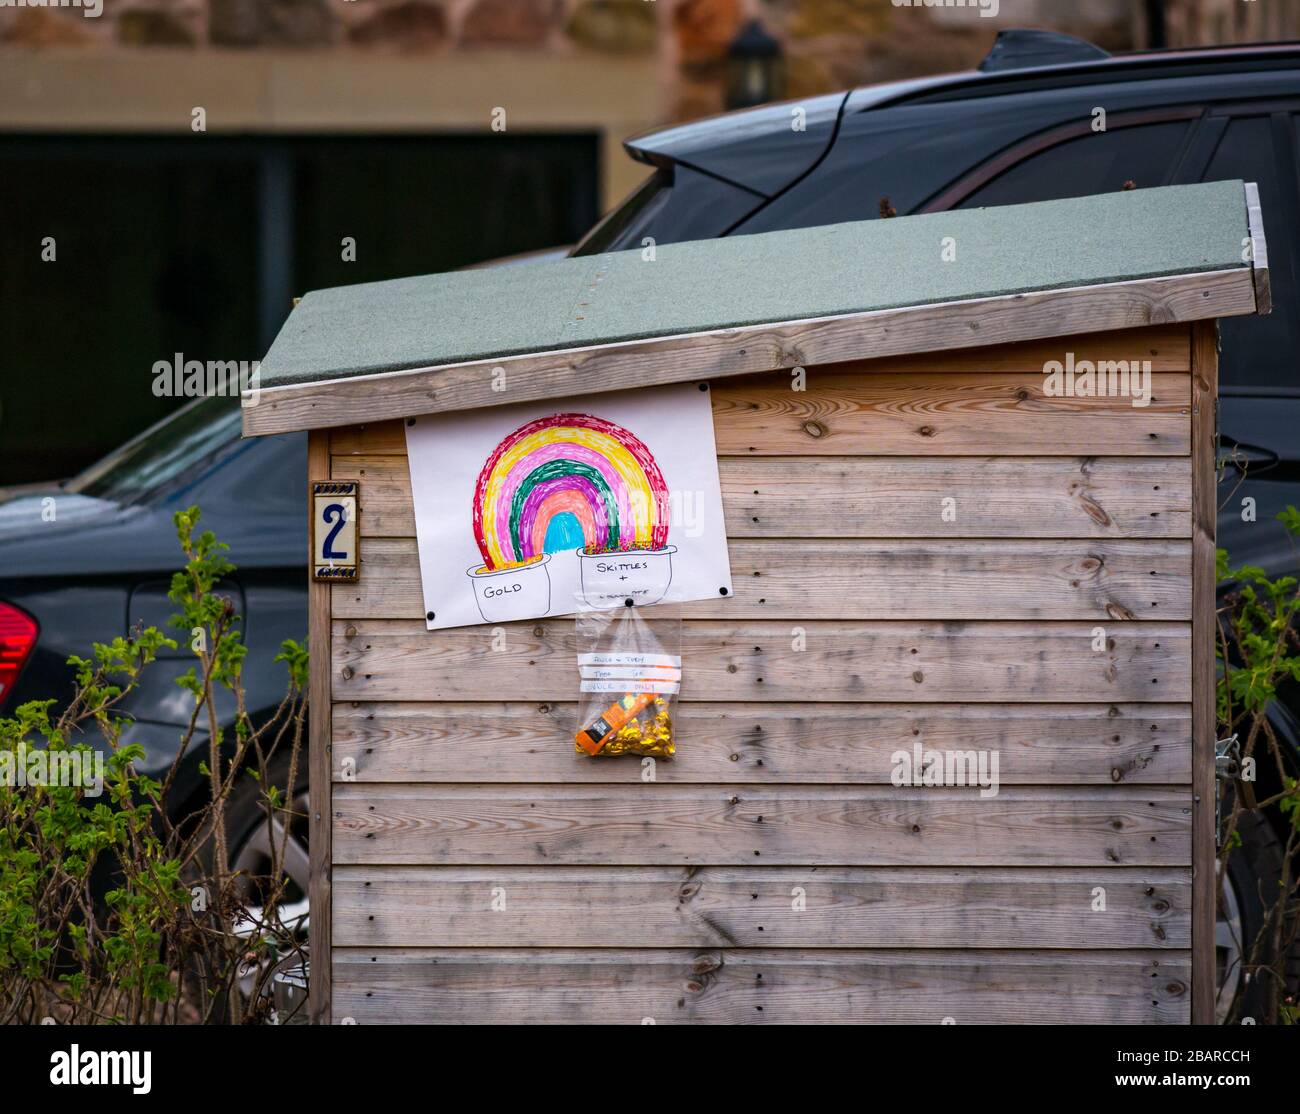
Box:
[0,507,307,1024]
[1216,506,1300,1024]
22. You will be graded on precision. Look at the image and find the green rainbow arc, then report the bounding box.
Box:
[509,459,619,561]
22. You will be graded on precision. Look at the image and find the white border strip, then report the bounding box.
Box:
[1244,181,1271,315]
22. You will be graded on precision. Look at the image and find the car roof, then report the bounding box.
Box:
[626,34,1300,196]
[876,39,1300,107]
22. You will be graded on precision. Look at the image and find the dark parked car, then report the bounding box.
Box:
[2,30,1296,1019]
[0,399,311,934]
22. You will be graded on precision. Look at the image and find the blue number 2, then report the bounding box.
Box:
[321,503,349,559]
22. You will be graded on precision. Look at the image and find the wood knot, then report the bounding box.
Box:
[1078,494,1113,527]
[692,953,723,975]
[801,420,827,439]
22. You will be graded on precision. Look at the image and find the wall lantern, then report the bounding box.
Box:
[725,19,784,110]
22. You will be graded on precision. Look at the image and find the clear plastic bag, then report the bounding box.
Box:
[573,606,681,758]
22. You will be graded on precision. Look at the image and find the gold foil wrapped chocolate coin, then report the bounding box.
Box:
[575,695,675,758]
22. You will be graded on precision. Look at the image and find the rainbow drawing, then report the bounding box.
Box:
[472,413,670,573]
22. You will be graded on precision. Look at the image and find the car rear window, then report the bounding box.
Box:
[68,396,243,505]
[956,121,1192,207]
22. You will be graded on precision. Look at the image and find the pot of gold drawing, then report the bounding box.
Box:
[469,412,673,617]
[577,542,677,608]
[465,553,552,624]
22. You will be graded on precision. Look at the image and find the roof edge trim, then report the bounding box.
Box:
[243,265,1257,438]
[1245,181,1271,315]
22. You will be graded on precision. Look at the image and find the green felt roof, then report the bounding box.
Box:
[260,180,1249,389]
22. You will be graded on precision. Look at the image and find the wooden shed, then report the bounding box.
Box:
[244,179,1269,1025]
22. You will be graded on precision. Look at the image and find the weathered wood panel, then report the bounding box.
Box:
[307,429,332,1025]
[329,455,414,538]
[331,947,1190,1024]
[333,865,1190,949]
[334,537,1191,621]
[332,701,1191,784]
[711,372,1190,457]
[1190,320,1218,1023]
[332,378,1189,461]
[810,323,1190,375]
[320,322,1206,1025]
[721,458,1190,540]
[332,785,1191,866]
[330,421,406,457]
[336,456,1192,540]
[328,325,1191,456]
[332,619,1192,703]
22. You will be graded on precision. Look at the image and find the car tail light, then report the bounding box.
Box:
[0,603,38,702]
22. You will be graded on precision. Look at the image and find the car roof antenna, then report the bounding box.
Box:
[978,29,1111,73]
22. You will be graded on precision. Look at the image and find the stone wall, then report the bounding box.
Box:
[2,1,1293,123]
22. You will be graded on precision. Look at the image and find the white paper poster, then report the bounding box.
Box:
[405,383,733,631]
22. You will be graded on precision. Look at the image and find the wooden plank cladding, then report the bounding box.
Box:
[335,376,1190,457]
[336,537,1192,621]
[318,321,1208,1024]
[332,785,1191,867]
[721,458,1189,539]
[711,371,1190,457]
[337,456,1191,540]
[332,948,1190,1024]
[337,374,1190,458]
[331,702,1191,785]
[333,866,1191,949]
[333,619,1192,703]
[330,324,1191,459]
